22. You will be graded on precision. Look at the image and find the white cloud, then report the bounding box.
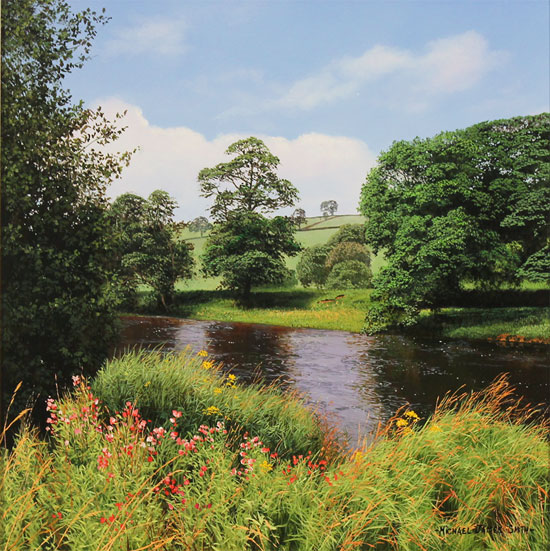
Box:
[97,98,376,221]
[105,16,187,57]
[277,31,503,111]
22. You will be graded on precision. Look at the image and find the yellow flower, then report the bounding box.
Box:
[144,381,151,387]
[228,374,236,381]
[202,361,214,370]
[203,405,221,416]
[396,418,408,428]
[351,450,364,462]
[260,460,273,473]
[197,350,208,357]
[429,424,442,433]
[405,410,420,420]
[213,387,223,394]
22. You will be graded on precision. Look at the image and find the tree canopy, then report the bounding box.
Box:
[110,191,194,309]
[188,216,212,236]
[360,113,550,331]
[321,200,338,216]
[199,137,301,299]
[1,0,132,418]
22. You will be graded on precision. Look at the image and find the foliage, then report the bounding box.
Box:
[320,200,338,217]
[198,137,298,223]
[110,191,194,309]
[326,224,367,247]
[188,216,212,236]
[3,369,548,550]
[325,242,370,271]
[202,212,300,299]
[296,245,331,288]
[1,0,132,418]
[325,260,372,289]
[199,138,301,299]
[291,208,307,227]
[360,113,550,332]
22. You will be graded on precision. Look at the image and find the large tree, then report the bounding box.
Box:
[1,0,132,418]
[320,200,338,217]
[359,113,550,331]
[110,191,194,309]
[188,216,212,236]
[198,137,301,299]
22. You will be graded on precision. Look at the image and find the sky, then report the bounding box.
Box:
[65,0,549,221]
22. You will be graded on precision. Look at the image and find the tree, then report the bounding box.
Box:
[188,216,212,236]
[325,242,370,271]
[199,137,301,299]
[296,245,331,288]
[325,261,372,289]
[327,224,367,248]
[359,113,550,332]
[1,0,132,420]
[291,208,307,227]
[320,200,338,217]
[110,191,194,309]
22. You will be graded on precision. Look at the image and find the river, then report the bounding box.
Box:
[114,315,549,446]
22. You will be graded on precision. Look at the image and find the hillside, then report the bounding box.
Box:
[177,215,385,291]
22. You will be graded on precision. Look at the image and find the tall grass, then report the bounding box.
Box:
[2,355,548,550]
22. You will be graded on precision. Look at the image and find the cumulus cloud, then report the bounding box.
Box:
[98,98,376,221]
[104,16,187,57]
[276,31,503,111]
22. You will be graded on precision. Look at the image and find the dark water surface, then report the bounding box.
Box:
[114,316,549,445]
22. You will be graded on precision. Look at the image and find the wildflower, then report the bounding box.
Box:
[144,381,151,387]
[203,406,221,416]
[429,424,443,433]
[405,410,420,420]
[72,375,81,387]
[197,350,208,357]
[396,419,408,428]
[172,410,182,418]
[260,460,273,473]
[202,361,214,370]
[213,387,223,394]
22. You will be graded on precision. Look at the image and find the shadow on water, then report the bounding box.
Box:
[113,316,550,447]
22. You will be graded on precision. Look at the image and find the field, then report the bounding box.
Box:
[179,214,383,290]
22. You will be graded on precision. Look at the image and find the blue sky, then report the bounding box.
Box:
[66,0,549,220]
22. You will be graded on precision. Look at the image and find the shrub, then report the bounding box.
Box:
[325,260,372,289]
[296,245,330,288]
[326,224,367,247]
[325,242,370,271]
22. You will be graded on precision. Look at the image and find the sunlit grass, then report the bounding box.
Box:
[2,357,548,551]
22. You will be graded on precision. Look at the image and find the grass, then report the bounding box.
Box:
[2,354,549,550]
[166,288,372,333]
[416,307,550,342]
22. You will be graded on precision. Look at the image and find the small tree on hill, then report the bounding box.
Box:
[189,216,213,236]
[291,208,307,227]
[199,137,301,300]
[321,200,338,217]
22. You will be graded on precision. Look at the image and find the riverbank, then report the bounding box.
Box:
[3,351,548,550]
[130,287,550,341]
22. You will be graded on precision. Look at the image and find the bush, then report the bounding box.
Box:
[296,245,330,288]
[325,260,372,289]
[325,242,370,271]
[326,224,367,247]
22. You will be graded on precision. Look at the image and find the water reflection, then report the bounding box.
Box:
[114,316,550,446]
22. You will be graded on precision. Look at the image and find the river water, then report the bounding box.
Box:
[114,315,549,445]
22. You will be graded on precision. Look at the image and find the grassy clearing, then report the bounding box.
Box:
[168,288,372,333]
[417,307,550,341]
[2,354,548,550]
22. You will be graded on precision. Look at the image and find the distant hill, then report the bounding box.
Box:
[178,215,384,291]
